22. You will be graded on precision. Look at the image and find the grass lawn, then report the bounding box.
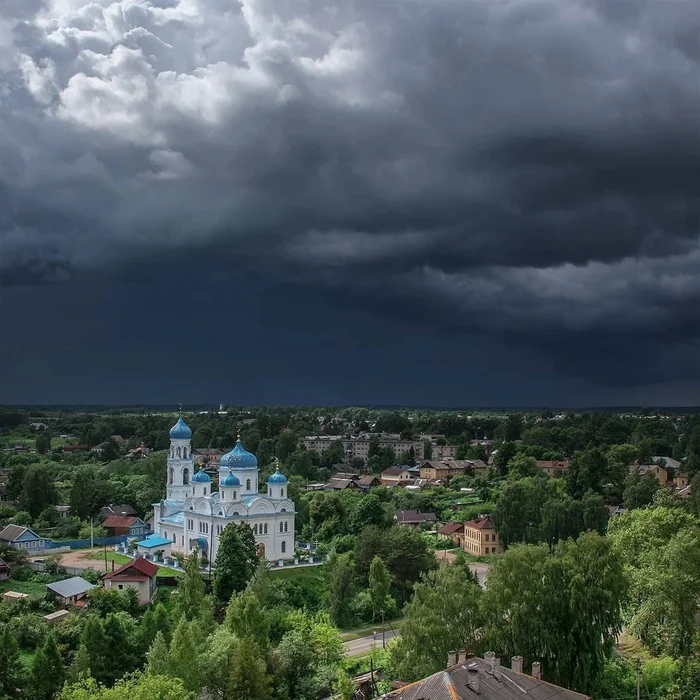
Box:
[0,579,49,598]
[85,551,180,577]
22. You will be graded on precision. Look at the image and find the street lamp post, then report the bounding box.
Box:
[381,609,385,649]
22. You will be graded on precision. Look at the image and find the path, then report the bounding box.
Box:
[34,548,104,570]
[434,550,492,588]
[344,629,399,657]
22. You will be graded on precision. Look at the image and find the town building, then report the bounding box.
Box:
[152,417,295,564]
[301,435,426,462]
[629,464,668,485]
[46,577,94,607]
[103,557,159,605]
[385,653,590,699]
[420,460,471,480]
[462,516,502,555]
[0,524,48,552]
[438,522,465,548]
[381,467,415,486]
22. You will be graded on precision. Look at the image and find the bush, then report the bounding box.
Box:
[9,613,48,649]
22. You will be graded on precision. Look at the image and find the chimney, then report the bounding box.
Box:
[458,649,468,664]
[511,656,523,674]
[532,661,542,680]
[484,651,496,668]
[447,650,458,667]
[467,663,480,693]
[493,658,502,681]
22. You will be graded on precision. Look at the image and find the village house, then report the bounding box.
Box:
[324,477,361,491]
[193,448,226,466]
[46,577,95,607]
[0,483,8,503]
[462,516,502,555]
[535,460,570,476]
[99,504,138,520]
[630,464,668,485]
[381,467,414,486]
[102,515,149,538]
[394,509,438,526]
[125,446,152,460]
[102,557,159,605]
[0,524,48,552]
[358,475,381,490]
[385,653,591,699]
[0,558,9,581]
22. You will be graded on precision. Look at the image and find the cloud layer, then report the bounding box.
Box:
[1,0,699,349]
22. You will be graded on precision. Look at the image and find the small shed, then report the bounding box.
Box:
[46,577,95,606]
[42,609,71,625]
[2,590,28,602]
[0,558,9,582]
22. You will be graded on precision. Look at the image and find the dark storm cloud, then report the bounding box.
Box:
[0,0,699,387]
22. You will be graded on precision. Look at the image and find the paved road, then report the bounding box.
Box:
[344,629,399,656]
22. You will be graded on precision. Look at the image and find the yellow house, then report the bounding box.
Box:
[462,516,502,556]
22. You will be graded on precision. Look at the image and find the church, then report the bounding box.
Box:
[152,416,296,563]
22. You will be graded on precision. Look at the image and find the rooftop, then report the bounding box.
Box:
[46,577,95,599]
[136,535,172,548]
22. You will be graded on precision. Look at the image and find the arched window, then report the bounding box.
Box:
[177,447,181,458]
[281,488,285,497]
[183,447,188,459]
[169,468,174,485]
[279,522,283,533]
[284,521,288,533]
[221,491,224,500]
[233,491,237,500]
[232,511,239,516]
[281,541,286,554]
[246,479,251,490]
[281,508,287,512]
[183,468,190,485]
[264,523,268,534]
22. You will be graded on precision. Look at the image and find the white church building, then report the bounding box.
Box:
[153,416,296,563]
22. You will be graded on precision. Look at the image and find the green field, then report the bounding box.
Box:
[0,579,49,598]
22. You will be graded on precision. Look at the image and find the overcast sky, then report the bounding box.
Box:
[1,0,699,406]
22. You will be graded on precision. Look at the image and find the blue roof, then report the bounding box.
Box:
[136,534,172,548]
[169,416,192,440]
[267,467,288,484]
[221,472,241,486]
[220,439,258,470]
[192,469,211,483]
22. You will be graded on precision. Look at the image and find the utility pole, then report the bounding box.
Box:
[90,517,94,551]
[381,608,386,648]
[636,658,642,700]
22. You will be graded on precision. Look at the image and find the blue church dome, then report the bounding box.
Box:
[221,472,241,487]
[267,467,287,484]
[170,416,192,440]
[192,468,211,483]
[220,439,258,470]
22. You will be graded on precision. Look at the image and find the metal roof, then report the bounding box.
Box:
[46,577,95,599]
[136,535,171,548]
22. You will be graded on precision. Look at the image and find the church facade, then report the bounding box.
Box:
[153,417,295,563]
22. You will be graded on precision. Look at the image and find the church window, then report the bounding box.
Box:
[204,487,207,496]
[182,535,184,545]
[169,468,174,485]
[232,511,239,516]
[281,488,285,497]
[183,447,188,459]
[246,479,251,490]
[281,508,287,512]
[177,447,181,458]
[279,522,283,533]
[221,491,224,500]
[281,541,286,554]
[187,519,194,530]
[284,521,288,533]
[233,491,237,500]
[183,468,190,485]
[164,531,167,539]
[253,524,258,535]
[264,523,268,534]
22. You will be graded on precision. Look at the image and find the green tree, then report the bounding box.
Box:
[368,555,392,622]
[0,624,23,699]
[21,465,58,519]
[35,432,51,455]
[507,454,539,479]
[327,553,355,628]
[389,563,482,682]
[225,590,270,651]
[175,552,205,621]
[146,632,171,678]
[349,493,388,533]
[213,523,257,603]
[623,472,662,510]
[169,619,202,693]
[494,441,517,476]
[481,532,625,693]
[102,612,139,684]
[566,448,608,499]
[59,673,194,700]
[30,632,65,700]
[334,669,356,700]
[80,616,109,684]
[226,637,271,700]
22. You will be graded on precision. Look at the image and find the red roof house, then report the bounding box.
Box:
[102,557,159,605]
[102,515,148,537]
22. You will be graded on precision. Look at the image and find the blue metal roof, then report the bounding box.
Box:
[136,535,172,548]
[169,416,192,440]
[192,469,211,483]
[220,439,258,470]
[161,512,184,524]
[221,472,241,486]
[267,467,288,484]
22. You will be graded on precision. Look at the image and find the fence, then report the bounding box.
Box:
[45,535,128,550]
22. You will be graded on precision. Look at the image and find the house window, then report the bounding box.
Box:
[118,584,123,590]
[281,541,286,554]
